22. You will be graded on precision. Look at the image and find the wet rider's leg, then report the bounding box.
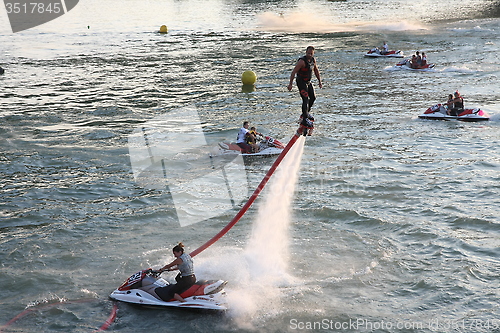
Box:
[307,84,316,118]
[298,82,310,119]
[237,142,252,153]
[173,293,186,303]
[297,79,314,128]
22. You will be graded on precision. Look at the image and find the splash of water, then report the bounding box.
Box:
[256,11,428,33]
[227,136,305,323]
[191,136,306,326]
[244,136,305,280]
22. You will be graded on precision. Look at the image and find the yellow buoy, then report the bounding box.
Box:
[241,70,257,85]
[159,25,168,33]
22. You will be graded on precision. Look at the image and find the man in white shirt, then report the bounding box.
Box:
[237,121,256,153]
[382,42,389,54]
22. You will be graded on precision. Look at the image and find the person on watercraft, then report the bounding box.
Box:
[381,41,389,55]
[449,91,464,116]
[421,52,427,66]
[446,94,454,111]
[246,126,261,145]
[415,51,422,67]
[236,121,258,153]
[287,46,323,126]
[156,243,196,303]
[410,55,418,69]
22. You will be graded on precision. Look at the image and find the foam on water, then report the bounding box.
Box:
[195,136,306,326]
[231,137,304,322]
[256,11,428,33]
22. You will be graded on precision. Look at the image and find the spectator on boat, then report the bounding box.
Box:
[236,121,258,153]
[246,126,262,146]
[449,91,464,116]
[445,94,454,114]
[156,243,196,303]
[446,94,454,107]
[410,55,418,68]
[415,51,422,66]
[421,52,427,66]
[381,41,389,54]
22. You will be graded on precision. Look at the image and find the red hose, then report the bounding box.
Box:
[95,303,118,332]
[0,299,96,333]
[190,128,302,258]
[1,127,304,333]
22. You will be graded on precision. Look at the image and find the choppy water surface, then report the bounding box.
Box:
[1,0,500,332]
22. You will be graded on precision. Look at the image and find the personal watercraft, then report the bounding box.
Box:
[109,269,228,310]
[365,48,404,58]
[418,104,490,122]
[395,58,435,70]
[217,134,285,156]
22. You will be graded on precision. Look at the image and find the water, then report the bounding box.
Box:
[1,0,500,332]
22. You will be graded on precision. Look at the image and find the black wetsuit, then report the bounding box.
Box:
[296,56,316,119]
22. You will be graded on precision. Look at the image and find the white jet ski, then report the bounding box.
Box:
[109,269,228,310]
[418,104,490,122]
[364,48,404,58]
[217,135,285,156]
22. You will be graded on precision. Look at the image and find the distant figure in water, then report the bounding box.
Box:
[0,67,4,75]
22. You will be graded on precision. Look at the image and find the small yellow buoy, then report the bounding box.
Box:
[159,25,168,33]
[241,70,257,85]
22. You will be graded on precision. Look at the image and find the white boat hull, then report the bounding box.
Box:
[418,104,490,122]
[110,288,228,310]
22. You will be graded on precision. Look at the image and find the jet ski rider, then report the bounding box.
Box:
[287,46,323,127]
[381,41,389,55]
[448,91,464,116]
[155,242,195,303]
[236,121,258,153]
[246,126,261,145]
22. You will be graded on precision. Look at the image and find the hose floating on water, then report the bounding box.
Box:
[95,302,118,332]
[0,298,97,333]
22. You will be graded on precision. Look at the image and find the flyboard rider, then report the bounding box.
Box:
[287,46,323,128]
